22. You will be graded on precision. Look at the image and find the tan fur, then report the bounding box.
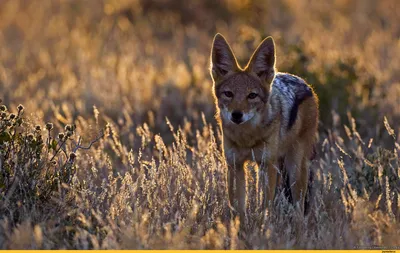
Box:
[210,33,319,223]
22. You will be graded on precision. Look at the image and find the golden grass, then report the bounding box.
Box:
[0,0,399,249]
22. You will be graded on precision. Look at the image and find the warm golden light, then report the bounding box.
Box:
[0,0,399,250]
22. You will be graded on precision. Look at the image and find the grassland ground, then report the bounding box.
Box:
[0,0,399,249]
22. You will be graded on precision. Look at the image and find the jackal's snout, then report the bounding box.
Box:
[231,110,243,124]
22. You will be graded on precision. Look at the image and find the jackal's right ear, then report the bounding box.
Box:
[210,33,239,82]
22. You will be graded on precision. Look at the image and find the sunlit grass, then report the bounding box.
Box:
[0,0,399,249]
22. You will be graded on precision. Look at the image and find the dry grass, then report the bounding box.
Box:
[0,0,399,249]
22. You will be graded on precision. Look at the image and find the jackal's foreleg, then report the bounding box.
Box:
[261,160,277,211]
[285,145,309,213]
[227,161,246,225]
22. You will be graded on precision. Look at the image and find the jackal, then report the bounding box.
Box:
[210,33,318,222]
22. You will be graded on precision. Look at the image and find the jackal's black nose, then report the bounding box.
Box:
[231,110,243,124]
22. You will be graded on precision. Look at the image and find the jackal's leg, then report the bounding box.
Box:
[227,163,246,225]
[262,161,277,210]
[285,145,308,213]
[227,167,236,210]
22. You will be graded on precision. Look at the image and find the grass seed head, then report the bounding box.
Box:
[46,122,53,130]
[17,104,24,112]
[69,152,76,160]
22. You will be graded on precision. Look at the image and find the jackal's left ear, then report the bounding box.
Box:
[247,36,276,84]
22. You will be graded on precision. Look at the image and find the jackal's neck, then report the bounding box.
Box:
[263,92,281,127]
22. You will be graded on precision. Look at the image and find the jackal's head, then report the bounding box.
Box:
[210,33,276,126]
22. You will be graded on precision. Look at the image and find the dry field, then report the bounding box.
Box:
[0,0,399,249]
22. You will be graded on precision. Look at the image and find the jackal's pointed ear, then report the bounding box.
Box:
[247,36,276,83]
[210,33,239,81]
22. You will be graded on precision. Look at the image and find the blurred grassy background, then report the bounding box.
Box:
[1,0,399,142]
[0,0,399,249]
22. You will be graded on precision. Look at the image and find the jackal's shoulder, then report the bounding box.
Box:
[272,73,312,99]
[271,73,315,130]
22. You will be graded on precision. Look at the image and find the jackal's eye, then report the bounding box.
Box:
[223,91,234,98]
[247,93,258,99]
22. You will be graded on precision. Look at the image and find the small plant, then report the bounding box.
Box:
[0,102,103,224]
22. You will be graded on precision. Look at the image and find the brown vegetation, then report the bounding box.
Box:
[0,0,399,249]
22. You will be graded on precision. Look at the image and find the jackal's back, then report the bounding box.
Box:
[272,72,315,132]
